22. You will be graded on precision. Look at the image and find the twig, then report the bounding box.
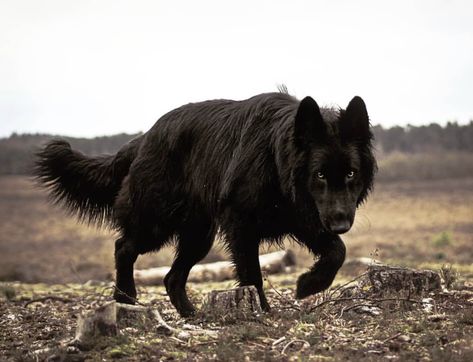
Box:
[309,296,424,313]
[281,339,310,355]
[112,285,147,306]
[264,273,301,311]
[150,309,178,333]
[339,303,380,318]
[68,262,85,285]
[382,332,402,343]
[272,336,286,347]
[264,273,285,299]
[192,340,218,346]
[329,272,368,298]
[169,336,186,344]
[248,341,267,349]
[24,296,72,307]
[95,285,115,303]
[277,305,302,312]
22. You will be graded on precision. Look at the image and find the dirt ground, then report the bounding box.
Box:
[1,266,472,361]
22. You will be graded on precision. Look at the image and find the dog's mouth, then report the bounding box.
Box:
[321,217,353,235]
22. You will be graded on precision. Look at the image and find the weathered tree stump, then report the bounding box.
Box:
[115,303,176,335]
[72,301,117,347]
[201,286,263,317]
[71,301,218,349]
[360,264,442,297]
[134,250,296,285]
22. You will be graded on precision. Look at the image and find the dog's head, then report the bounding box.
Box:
[293,96,376,234]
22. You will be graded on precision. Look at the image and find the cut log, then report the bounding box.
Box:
[359,264,442,297]
[201,286,263,317]
[134,249,296,285]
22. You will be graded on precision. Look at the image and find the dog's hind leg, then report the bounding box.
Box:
[164,222,215,317]
[294,232,346,299]
[112,176,174,304]
[228,235,271,312]
[113,236,139,304]
[113,228,170,304]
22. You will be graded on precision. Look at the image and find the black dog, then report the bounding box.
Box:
[35,91,376,317]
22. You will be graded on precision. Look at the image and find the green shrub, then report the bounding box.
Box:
[431,231,454,248]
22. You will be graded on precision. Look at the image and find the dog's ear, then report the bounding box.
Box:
[294,96,326,147]
[340,96,371,143]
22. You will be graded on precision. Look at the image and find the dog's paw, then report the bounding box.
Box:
[295,271,334,299]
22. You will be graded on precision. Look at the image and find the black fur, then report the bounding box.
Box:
[34,92,376,317]
[34,136,143,225]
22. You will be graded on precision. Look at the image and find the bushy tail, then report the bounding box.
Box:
[33,135,142,226]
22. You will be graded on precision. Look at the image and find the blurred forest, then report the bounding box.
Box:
[372,122,473,153]
[0,132,142,175]
[1,122,472,181]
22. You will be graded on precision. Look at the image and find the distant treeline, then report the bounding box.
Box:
[0,122,472,178]
[372,122,473,153]
[0,133,141,175]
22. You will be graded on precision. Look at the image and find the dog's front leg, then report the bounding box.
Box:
[294,232,346,299]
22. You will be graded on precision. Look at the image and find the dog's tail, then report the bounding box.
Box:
[33,135,143,226]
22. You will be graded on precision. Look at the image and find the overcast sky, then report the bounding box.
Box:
[1,0,472,137]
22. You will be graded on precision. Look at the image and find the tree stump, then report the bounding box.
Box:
[70,301,218,350]
[360,264,442,297]
[201,286,263,317]
[72,301,117,347]
[116,303,177,335]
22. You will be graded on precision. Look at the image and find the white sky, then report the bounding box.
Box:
[1,0,472,137]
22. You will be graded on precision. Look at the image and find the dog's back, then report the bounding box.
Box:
[114,92,298,237]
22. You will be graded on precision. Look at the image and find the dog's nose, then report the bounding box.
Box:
[328,211,352,234]
[329,220,351,234]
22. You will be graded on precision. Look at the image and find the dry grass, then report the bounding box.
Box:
[376,151,473,182]
[346,178,473,266]
[0,176,472,283]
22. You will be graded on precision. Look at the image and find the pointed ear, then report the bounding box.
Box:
[340,96,371,143]
[294,96,326,147]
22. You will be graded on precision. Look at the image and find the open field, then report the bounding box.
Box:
[1,176,472,361]
[0,176,472,283]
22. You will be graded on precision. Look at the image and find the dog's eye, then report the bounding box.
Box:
[317,172,325,179]
[346,170,355,179]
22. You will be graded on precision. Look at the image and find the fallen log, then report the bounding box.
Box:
[134,249,296,285]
